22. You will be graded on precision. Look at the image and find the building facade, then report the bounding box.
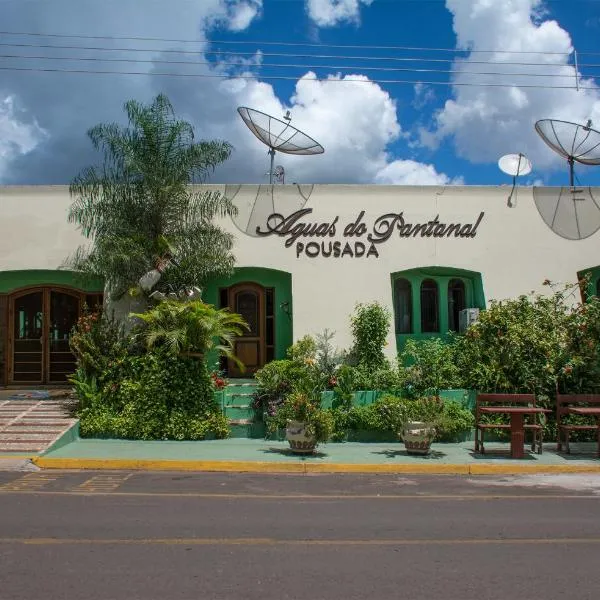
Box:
[1,184,599,384]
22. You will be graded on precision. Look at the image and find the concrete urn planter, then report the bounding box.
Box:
[400,421,436,455]
[286,420,317,454]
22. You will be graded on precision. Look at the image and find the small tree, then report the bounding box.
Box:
[350,302,391,370]
[67,93,235,325]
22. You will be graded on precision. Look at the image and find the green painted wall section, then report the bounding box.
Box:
[203,267,293,362]
[390,266,486,352]
[578,265,600,300]
[0,270,104,294]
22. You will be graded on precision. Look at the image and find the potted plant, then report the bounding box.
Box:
[267,391,334,454]
[399,396,443,455]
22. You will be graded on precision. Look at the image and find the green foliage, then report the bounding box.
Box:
[286,335,317,362]
[131,299,248,365]
[400,337,463,397]
[340,395,473,441]
[67,93,235,302]
[77,351,229,440]
[455,281,600,398]
[266,391,334,443]
[331,363,401,398]
[69,310,129,379]
[350,302,391,370]
[68,368,101,411]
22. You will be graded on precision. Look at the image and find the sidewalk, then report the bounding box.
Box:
[29,436,600,474]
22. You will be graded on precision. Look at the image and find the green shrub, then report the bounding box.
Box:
[350,302,391,370]
[455,281,600,399]
[400,337,463,397]
[77,351,228,441]
[336,395,473,441]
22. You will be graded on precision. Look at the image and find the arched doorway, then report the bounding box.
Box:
[7,287,101,384]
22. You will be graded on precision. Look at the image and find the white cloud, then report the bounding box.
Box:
[374,160,461,185]
[0,96,46,179]
[0,0,454,187]
[225,0,263,31]
[306,0,374,27]
[413,83,436,110]
[425,0,600,172]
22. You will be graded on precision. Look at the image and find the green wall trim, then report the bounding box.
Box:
[203,267,293,362]
[577,265,600,301]
[390,266,486,352]
[0,270,104,294]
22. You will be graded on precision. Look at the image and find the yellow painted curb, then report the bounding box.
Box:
[32,457,307,473]
[31,457,600,474]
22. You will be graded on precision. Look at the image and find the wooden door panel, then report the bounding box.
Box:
[235,340,260,370]
[228,283,266,377]
[10,291,44,384]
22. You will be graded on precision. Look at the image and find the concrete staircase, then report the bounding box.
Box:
[221,379,264,438]
[0,392,77,454]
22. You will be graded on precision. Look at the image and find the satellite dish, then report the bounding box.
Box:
[533,186,600,240]
[533,119,600,239]
[224,184,315,237]
[498,153,533,208]
[534,119,600,188]
[237,106,324,183]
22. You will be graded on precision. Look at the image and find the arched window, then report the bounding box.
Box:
[420,279,439,333]
[448,279,466,332]
[394,278,412,334]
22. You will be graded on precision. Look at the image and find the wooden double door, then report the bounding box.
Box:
[7,288,101,384]
[224,283,275,378]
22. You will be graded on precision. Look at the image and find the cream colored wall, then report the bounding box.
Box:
[0,186,87,271]
[1,184,598,356]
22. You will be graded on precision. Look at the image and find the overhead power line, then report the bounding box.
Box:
[0,29,579,55]
[0,52,591,79]
[0,41,592,68]
[0,65,595,90]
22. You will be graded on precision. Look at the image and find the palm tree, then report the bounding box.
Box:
[132,299,249,368]
[67,93,235,324]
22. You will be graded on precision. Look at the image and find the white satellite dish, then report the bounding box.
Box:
[237,106,324,183]
[532,119,600,240]
[499,153,533,177]
[498,152,533,208]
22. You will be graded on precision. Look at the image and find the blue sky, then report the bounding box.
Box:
[1,0,599,186]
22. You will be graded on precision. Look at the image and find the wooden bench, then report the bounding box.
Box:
[475,393,544,455]
[556,394,600,455]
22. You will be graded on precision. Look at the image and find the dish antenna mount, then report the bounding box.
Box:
[498,152,532,207]
[237,106,324,183]
[534,119,600,188]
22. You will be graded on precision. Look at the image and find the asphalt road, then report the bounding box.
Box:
[1,471,600,600]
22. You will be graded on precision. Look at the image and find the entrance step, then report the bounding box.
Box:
[222,379,261,436]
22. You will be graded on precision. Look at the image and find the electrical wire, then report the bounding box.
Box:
[0,41,587,68]
[0,64,595,90]
[0,29,579,55]
[0,53,590,79]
